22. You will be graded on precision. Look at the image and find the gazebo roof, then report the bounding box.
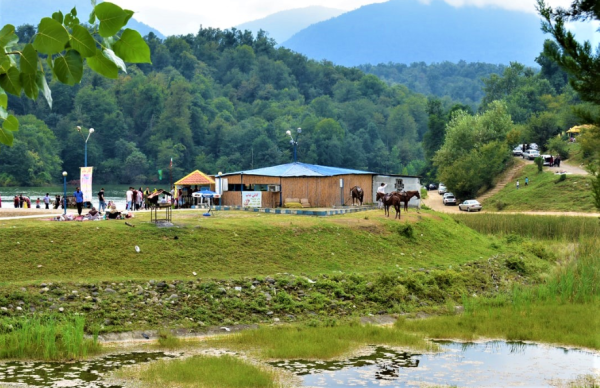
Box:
[567,124,597,133]
[174,170,215,186]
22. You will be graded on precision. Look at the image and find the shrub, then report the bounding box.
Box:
[505,256,527,274]
[556,173,567,183]
[396,223,415,239]
[495,201,507,211]
[546,137,570,159]
[534,156,544,173]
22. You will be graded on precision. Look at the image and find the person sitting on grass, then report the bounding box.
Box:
[107,204,122,219]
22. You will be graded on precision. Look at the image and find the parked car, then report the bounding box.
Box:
[459,199,482,212]
[528,143,539,150]
[428,183,438,190]
[522,149,540,160]
[443,192,454,199]
[541,154,553,166]
[438,184,447,195]
[443,194,457,205]
[512,146,523,156]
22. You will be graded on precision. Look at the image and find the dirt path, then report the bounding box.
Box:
[422,157,597,217]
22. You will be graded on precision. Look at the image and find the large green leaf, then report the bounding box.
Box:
[95,2,130,37]
[0,126,15,146]
[0,88,7,109]
[0,66,22,95]
[53,50,83,85]
[52,11,64,24]
[103,48,126,72]
[0,115,19,146]
[0,25,18,48]
[20,44,39,74]
[0,57,11,74]
[36,72,52,109]
[3,115,18,131]
[20,72,39,99]
[0,106,6,119]
[113,29,151,64]
[33,18,70,55]
[86,48,118,78]
[70,25,96,58]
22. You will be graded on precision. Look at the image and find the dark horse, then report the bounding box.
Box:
[397,190,421,211]
[350,186,364,206]
[377,192,402,219]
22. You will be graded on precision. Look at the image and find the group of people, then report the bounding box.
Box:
[125,187,154,211]
[12,194,32,209]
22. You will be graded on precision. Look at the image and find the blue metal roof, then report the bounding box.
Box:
[221,162,374,177]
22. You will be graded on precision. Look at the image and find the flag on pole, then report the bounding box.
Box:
[158,170,163,180]
[170,157,173,168]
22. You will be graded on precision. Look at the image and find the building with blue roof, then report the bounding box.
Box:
[213,162,420,209]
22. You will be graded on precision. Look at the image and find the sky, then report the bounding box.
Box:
[112,0,578,35]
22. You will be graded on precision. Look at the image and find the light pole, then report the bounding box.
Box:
[62,171,67,215]
[77,126,95,167]
[217,171,222,206]
[286,127,301,163]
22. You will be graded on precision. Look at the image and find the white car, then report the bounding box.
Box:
[459,200,482,212]
[522,149,540,160]
[438,184,447,195]
[443,194,457,205]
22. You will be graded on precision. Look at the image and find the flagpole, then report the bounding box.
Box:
[169,157,173,193]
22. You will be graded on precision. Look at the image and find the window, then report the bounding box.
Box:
[251,184,269,191]
[394,179,404,191]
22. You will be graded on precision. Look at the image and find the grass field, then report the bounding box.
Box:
[482,165,595,212]
[0,210,505,284]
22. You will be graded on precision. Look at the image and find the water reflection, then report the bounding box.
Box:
[0,352,174,388]
[271,342,600,387]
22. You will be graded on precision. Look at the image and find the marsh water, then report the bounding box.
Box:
[0,342,597,387]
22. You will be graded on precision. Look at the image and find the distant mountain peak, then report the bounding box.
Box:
[282,0,545,66]
[236,6,345,45]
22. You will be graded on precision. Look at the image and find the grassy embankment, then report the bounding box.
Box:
[483,165,595,212]
[0,209,555,359]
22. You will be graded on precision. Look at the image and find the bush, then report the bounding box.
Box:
[534,157,544,173]
[546,137,570,159]
[495,201,507,211]
[556,173,567,183]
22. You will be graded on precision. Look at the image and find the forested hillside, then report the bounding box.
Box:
[1,27,432,186]
[359,61,505,109]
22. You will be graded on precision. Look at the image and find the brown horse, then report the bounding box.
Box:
[350,186,364,206]
[397,190,421,211]
[380,192,402,219]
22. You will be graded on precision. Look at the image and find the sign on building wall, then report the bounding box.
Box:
[242,191,261,207]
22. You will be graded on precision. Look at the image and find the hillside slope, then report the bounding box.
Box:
[282,0,545,66]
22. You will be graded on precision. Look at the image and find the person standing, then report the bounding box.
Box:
[98,188,106,213]
[516,180,520,190]
[126,187,133,210]
[74,187,84,215]
[44,193,50,209]
[556,155,561,167]
[144,187,150,209]
[14,196,19,208]
[137,187,144,210]
[525,177,529,186]
[36,198,41,208]
[377,183,387,209]
[19,194,24,208]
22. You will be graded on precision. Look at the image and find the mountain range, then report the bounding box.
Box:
[236,6,344,45]
[0,0,165,39]
[281,0,546,66]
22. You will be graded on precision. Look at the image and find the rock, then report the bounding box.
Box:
[263,292,272,301]
[218,288,227,294]
[72,290,78,294]
[66,294,76,301]
[103,319,112,325]
[40,287,49,293]
[252,280,260,285]
[234,286,242,291]
[156,281,167,289]
[104,288,116,293]
[266,311,273,316]
[168,294,179,300]
[0,307,7,311]
[92,292,99,296]
[16,306,22,311]
[58,307,64,313]
[273,317,280,322]
[266,277,275,284]
[454,306,464,313]
[40,283,47,288]
[92,297,98,303]
[149,279,156,285]
[29,307,35,313]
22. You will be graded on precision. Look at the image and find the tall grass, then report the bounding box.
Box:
[213,321,437,359]
[117,355,282,388]
[452,213,600,240]
[0,315,100,360]
[396,238,600,349]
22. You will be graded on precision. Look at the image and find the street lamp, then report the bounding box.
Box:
[77,126,95,167]
[286,127,301,163]
[62,171,67,215]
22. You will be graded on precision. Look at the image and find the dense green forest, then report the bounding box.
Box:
[0,22,587,188]
[359,61,505,109]
[2,27,436,186]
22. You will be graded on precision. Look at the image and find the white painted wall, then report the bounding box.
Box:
[372,175,421,207]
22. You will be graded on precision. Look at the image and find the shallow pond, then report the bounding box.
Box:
[272,341,600,387]
[0,352,174,387]
[0,342,597,387]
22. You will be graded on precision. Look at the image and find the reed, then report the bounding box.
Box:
[117,355,282,388]
[0,315,100,360]
[452,213,600,240]
[213,321,437,359]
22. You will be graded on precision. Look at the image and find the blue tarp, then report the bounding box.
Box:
[219,162,374,177]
